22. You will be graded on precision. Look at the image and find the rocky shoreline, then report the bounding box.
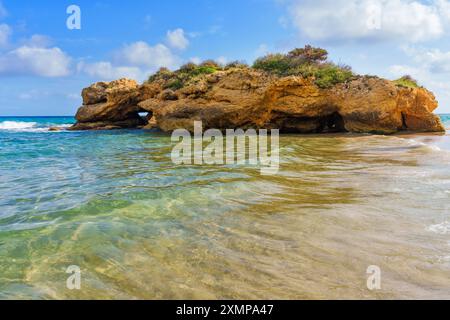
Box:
[69,69,445,134]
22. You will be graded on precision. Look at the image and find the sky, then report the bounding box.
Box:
[0,0,450,115]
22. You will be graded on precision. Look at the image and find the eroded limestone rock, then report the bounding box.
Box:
[71,70,445,134]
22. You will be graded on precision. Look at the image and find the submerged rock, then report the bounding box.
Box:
[70,70,445,134]
[69,118,145,131]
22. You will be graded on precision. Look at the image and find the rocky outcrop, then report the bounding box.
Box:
[69,79,146,130]
[138,69,274,132]
[70,70,445,134]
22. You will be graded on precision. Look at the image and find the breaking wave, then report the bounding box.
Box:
[0,121,72,132]
[0,121,38,131]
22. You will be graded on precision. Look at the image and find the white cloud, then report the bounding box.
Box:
[423,50,450,73]
[0,45,71,77]
[78,40,182,81]
[389,64,424,78]
[77,61,145,81]
[436,0,450,21]
[166,28,189,50]
[412,48,450,73]
[400,46,450,73]
[287,0,449,43]
[0,23,11,47]
[0,16,70,78]
[115,41,180,69]
[24,34,53,48]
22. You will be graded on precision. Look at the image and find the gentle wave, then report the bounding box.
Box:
[399,136,450,159]
[427,222,450,235]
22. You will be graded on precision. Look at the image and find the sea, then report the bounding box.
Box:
[0,115,449,299]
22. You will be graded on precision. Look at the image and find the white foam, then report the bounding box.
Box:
[0,121,37,130]
[57,124,72,129]
[427,221,450,235]
[404,138,427,147]
[428,145,443,152]
[0,121,72,132]
[402,137,450,156]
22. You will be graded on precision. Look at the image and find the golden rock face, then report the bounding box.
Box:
[70,70,445,134]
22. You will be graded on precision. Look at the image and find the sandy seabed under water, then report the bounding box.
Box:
[0,117,449,299]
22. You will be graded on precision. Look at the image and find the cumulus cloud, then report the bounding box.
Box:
[0,45,71,77]
[77,61,145,81]
[436,0,450,21]
[287,0,449,43]
[0,23,11,47]
[389,64,424,78]
[421,50,450,73]
[166,28,189,50]
[0,12,71,77]
[79,41,182,81]
[399,46,450,73]
[115,41,180,69]
[411,48,450,73]
[24,34,53,48]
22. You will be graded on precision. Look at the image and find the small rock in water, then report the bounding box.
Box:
[48,127,62,132]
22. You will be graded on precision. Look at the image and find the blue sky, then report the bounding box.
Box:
[0,0,450,115]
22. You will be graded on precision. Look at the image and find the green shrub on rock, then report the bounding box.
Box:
[148,61,223,90]
[252,54,291,76]
[148,67,174,83]
[147,45,356,90]
[314,64,354,89]
[252,45,354,88]
[393,75,420,88]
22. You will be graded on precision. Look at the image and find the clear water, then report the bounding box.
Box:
[0,116,450,299]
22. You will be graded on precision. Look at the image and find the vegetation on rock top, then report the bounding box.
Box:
[252,45,355,88]
[146,45,418,91]
[147,59,249,91]
[393,75,420,89]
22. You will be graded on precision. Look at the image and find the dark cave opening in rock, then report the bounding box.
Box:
[137,111,153,124]
[278,112,347,134]
[135,110,156,128]
[320,112,347,133]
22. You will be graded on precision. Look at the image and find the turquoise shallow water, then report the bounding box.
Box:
[0,116,450,299]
